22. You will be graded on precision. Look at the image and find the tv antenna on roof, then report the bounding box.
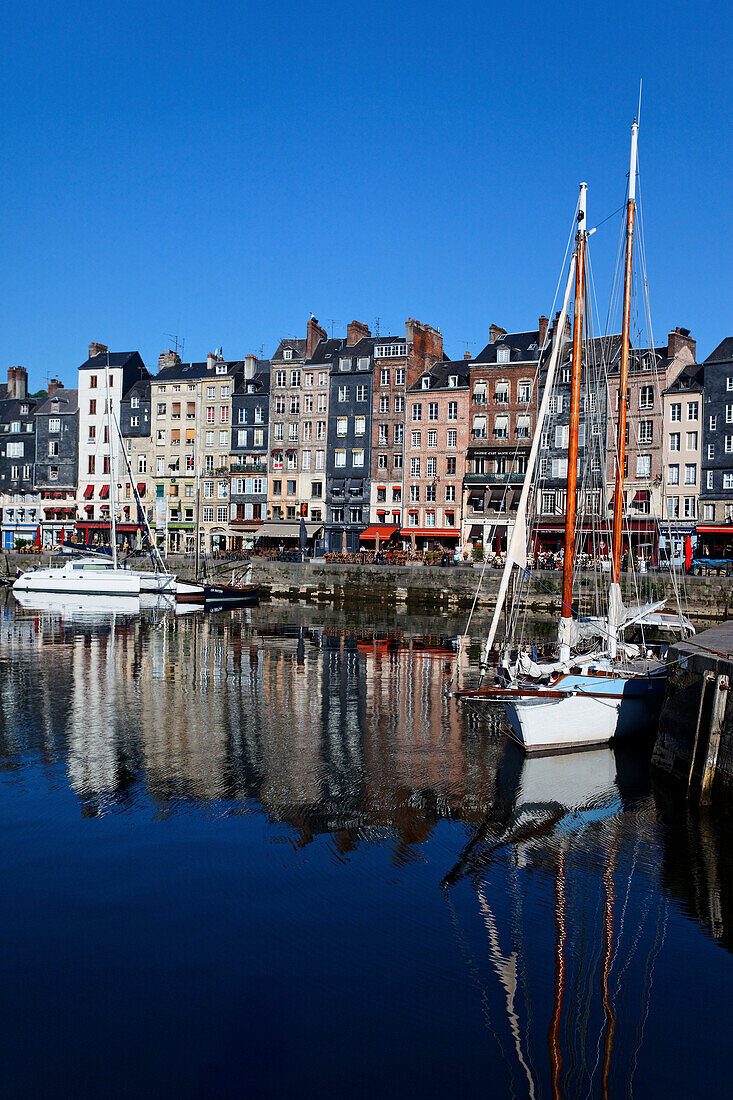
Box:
[374,316,382,336]
[164,333,185,356]
[462,340,476,357]
[325,319,341,338]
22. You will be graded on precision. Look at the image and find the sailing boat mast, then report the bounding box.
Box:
[608,119,639,658]
[611,121,639,581]
[104,353,118,568]
[558,184,588,663]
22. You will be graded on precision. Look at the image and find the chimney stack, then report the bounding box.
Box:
[406,318,444,387]
[306,316,328,358]
[207,352,217,371]
[464,349,472,360]
[346,320,371,347]
[538,315,550,348]
[48,378,62,396]
[159,350,181,370]
[244,354,258,380]
[88,342,108,360]
[667,327,696,361]
[9,366,28,400]
[489,323,507,344]
[551,310,571,342]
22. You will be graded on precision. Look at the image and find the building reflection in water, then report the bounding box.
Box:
[1,600,731,1096]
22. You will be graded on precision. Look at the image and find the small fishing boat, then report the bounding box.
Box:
[202,579,261,606]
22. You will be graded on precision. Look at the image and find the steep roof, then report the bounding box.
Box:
[474,329,542,364]
[271,338,306,361]
[35,390,79,415]
[307,338,343,365]
[154,360,244,383]
[704,337,733,364]
[408,360,470,391]
[78,350,145,371]
[664,362,704,394]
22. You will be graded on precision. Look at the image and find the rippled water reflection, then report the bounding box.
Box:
[1,596,731,1098]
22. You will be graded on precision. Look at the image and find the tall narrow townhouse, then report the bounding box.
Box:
[119,371,152,540]
[605,326,696,561]
[76,343,150,547]
[230,354,270,548]
[403,360,469,551]
[324,321,374,553]
[150,351,243,554]
[34,380,79,547]
[0,367,43,548]
[661,360,704,562]
[463,324,543,556]
[700,338,733,527]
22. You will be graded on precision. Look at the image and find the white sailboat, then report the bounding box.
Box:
[459,120,693,752]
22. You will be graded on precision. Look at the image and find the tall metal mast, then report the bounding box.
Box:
[105,352,118,569]
[558,183,588,663]
[608,120,639,659]
[611,120,639,581]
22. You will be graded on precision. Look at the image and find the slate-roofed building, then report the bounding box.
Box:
[0,366,43,547]
[700,337,733,531]
[464,323,544,555]
[76,343,150,547]
[34,382,79,545]
[324,322,374,553]
[230,355,270,547]
[403,359,469,550]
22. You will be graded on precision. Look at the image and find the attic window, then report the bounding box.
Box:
[284,349,293,360]
[421,376,431,389]
[448,375,458,388]
[497,347,510,364]
[216,363,227,374]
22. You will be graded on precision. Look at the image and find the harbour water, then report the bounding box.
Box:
[1,596,731,1098]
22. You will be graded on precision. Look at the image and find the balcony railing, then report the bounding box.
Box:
[464,472,525,484]
[472,395,487,405]
[230,461,267,474]
[472,430,487,440]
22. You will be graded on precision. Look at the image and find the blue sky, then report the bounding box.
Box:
[1,0,730,390]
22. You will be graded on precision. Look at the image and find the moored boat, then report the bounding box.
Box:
[13,557,140,598]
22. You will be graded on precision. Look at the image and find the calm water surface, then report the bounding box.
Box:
[1,596,731,1099]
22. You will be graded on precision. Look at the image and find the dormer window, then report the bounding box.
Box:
[284,349,293,360]
[20,405,28,415]
[448,375,458,388]
[497,347,510,364]
[421,376,431,390]
[216,363,227,375]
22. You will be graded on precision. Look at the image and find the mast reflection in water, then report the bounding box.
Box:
[0,600,731,1099]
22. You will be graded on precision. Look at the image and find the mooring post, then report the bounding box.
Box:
[700,674,729,806]
[687,670,715,798]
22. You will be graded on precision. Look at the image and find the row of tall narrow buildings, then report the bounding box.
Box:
[1,317,732,562]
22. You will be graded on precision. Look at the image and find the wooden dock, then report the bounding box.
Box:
[653,621,733,804]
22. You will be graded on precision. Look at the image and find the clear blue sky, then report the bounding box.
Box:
[2,0,730,390]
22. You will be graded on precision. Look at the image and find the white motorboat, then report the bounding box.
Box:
[13,557,140,598]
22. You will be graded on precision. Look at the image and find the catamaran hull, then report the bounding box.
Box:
[504,675,664,753]
[13,570,140,598]
[136,572,177,594]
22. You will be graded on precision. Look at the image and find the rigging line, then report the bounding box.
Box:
[592,203,626,232]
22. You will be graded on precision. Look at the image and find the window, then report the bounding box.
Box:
[409,485,420,502]
[87,425,96,443]
[421,376,431,390]
[636,454,652,478]
[447,401,457,421]
[708,443,715,459]
[220,406,229,424]
[304,372,314,387]
[316,450,325,470]
[686,431,698,450]
[378,453,388,470]
[217,480,228,498]
[283,349,292,361]
[394,424,404,444]
[425,511,436,527]
[254,429,264,447]
[639,386,654,409]
[710,415,717,430]
[318,395,327,412]
[447,430,457,448]
[339,358,351,372]
[683,497,696,519]
[89,400,96,415]
[335,450,346,468]
[445,484,455,502]
[202,507,214,523]
[725,473,733,490]
[392,486,402,502]
[7,441,24,457]
[727,436,733,454]
[288,423,298,442]
[411,457,420,477]
[48,440,59,457]
[518,381,532,403]
[667,464,679,485]
[87,455,95,474]
[666,497,680,518]
[237,429,248,447]
[497,348,510,364]
[516,415,531,439]
[219,430,228,446]
[354,416,365,436]
[203,480,214,499]
[131,416,139,427]
[670,402,681,421]
[495,381,509,403]
[272,480,282,496]
[446,457,456,474]
[48,417,61,433]
[728,377,733,391]
[380,396,389,413]
[356,357,369,371]
[319,372,328,387]
[352,449,364,467]
[395,396,404,413]
[287,479,296,495]
[394,453,403,470]
[275,371,286,387]
[638,420,653,444]
[426,456,437,477]
[290,370,300,388]
[707,470,714,489]
[687,402,699,421]
[378,424,388,444]
[355,385,367,401]
[669,432,680,451]
[316,421,326,440]
[395,368,405,386]
[380,369,390,385]
[412,403,422,422]
[302,450,311,470]
[411,430,421,448]
[549,395,563,415]
[137,455,147,474]
[727,406,733,424]
[428,402,438,421]
[331,507,344,523]
[428,430,437,447]
[685,464,697,485]
[704,503,715,519]
[541,491,556,514]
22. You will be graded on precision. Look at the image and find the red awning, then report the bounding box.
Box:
[400,528,459,538]
[137,483,146,496]
[359,525,399,541]
[633,490,650,503]
[76,521,141,531]
[99,485,110,499]
[83,484,94,499]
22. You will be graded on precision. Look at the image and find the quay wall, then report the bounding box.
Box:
[4,551,732,619]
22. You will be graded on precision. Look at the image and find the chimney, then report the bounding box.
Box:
[158,350,181,370]
[6,367,15,399]
[88,342,108,360]
[538,315,550,348]
[489,324,507,344]
[244,354,257,380]
[667,326,696,361]
[406,318,444,387]
[464,349,472,360]
[306,316,328,358]
[551,310,571,342]
[347,320,371,347]
[207,352,217,371]
[48,378,61,396]
[13,366,27,400]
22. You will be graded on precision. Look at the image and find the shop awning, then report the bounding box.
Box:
[83,484,94,499]
[332,479,345,490]
[696,525,733,534]
[633,490,650,503]
[400,528,459,538]
[253,521,324,539]
[76,521,141,531]
[99,485,110,499]
[359,525,399,541]
[349,479,363,491]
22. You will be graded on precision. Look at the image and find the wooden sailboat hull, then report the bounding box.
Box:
[203,583,260,606]
[504,672,665,753]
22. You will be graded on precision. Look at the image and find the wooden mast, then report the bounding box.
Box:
[558,183,587,663]
[611,120,639,582]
